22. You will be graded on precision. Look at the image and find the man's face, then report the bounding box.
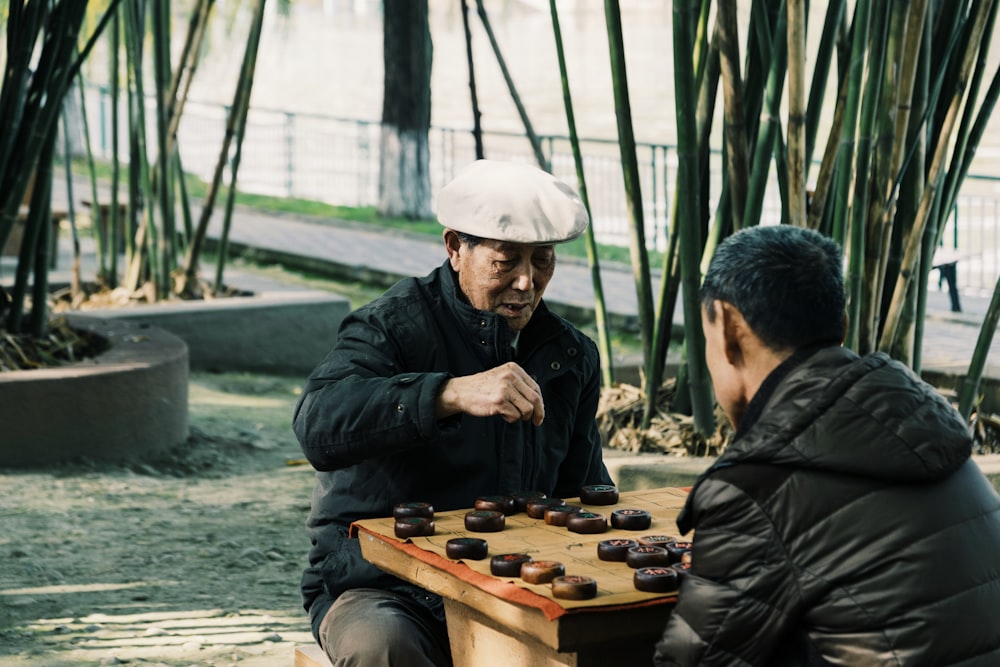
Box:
[448,235,556,331]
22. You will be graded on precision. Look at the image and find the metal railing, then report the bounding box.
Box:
[82,85,999,297]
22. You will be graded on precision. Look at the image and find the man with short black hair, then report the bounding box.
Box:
[294,160,613,666]
[654,224,1000,665]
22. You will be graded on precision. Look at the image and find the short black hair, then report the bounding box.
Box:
[700,225,846,351]
[456,231,484,247]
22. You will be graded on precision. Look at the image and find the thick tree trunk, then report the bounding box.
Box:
[379,0,432,219]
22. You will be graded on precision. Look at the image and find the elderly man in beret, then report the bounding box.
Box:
[293,160,614,666]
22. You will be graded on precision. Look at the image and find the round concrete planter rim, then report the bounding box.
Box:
[0,314,189,467]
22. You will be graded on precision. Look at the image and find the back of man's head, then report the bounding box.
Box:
[701,225,846,351]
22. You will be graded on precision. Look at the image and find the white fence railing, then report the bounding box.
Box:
[82,85,1000,297]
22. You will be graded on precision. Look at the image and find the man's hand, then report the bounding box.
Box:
[436,362,545,425]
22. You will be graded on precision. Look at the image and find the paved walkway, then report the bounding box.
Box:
[10,187,999,381]
[200,205,999,380]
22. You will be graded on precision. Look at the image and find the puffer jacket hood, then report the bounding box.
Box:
[719,346,971,483]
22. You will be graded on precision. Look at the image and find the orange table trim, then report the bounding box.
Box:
[352,486,691,621]
[354,523,677,620]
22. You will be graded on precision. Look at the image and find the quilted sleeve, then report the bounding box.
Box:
[654,474,801,666]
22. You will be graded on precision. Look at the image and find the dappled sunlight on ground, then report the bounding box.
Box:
[0,372,316,666]
[2,607,312,665]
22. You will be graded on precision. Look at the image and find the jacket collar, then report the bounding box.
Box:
[734,344,827,440]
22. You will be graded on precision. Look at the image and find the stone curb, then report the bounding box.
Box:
[606,452,1000,494]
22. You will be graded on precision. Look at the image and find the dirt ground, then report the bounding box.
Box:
[0,372,318,667]
[3,339,995,667]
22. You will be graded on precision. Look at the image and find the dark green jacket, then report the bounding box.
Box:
[293,261,612,638]
[655,346,1000,666]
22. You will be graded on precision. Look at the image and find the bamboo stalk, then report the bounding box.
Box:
[182,0,267,296]
[804,0,846,172]
[8,129,56,335]
[212,0,267,296]
[786,0,807,227]
[805,71,848,232]
[692,0,712,84]
[742,0,777,149]
[164,0,214,160]
[122,0,160,295]
[947,63,1000,221]
[60,105,81,305]
[830,0,872,248]
[695,25,721,231]
[548,0,613,388]
[847,0,890,353]
[28,122,58,336]
[880,0,996,354]
[475,0,548,170]
[152,0,174,295]
[78,74,110,283]
[672,0,714,437]
[743,0,788,228]
[717,0,748,232]
[872,0,929,325]
[939,0,1000,239]
[604,0,655,387]
[460,0,484,159]
[651,1,718,425]
[109,7,121,287]
[959,272,1000,419]
[886,16,931,365]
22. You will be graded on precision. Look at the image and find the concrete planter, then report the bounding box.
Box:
[0,315,189,467]
[0,280,349,467]
[88,288,350,375]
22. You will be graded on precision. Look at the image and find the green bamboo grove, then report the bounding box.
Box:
[591,0,999,430]
[0,0,265,337]
[3,0,999,435]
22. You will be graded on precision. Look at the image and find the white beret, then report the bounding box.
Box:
[435,160,589,244]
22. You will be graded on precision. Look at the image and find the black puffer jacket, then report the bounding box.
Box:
[655,346,1000,666]
[293,261,612,640]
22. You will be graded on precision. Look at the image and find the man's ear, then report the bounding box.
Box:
[719,301,747,367]
[443,229,462,269]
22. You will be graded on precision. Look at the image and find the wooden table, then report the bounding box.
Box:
[355,487,689,667]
